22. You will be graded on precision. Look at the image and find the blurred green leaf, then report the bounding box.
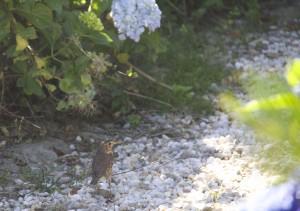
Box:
[117,53,129,64]
[286,60,300,87]
[17,75,45,97]
[84,31,113,46]
[15,34,28,51]
[44,0,63,15]
[45,84,56,92]
[238,93,300,114]
[15,23,37,40]
[39,70,53,80]
[56,100,69,110]
[15,3,53,29]
[41,23,62,45]
[0,9,11,41]
[81,74,91,86]
[1,127,9,137]
[59,78,76,94]
[12,60,27,73]
[92,0,111,14]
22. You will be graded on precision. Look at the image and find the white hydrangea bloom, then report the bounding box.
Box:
[111,0,161,42]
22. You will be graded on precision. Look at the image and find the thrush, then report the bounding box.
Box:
[90,140,121,185]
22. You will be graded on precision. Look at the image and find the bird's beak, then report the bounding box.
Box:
[113,140,122,146]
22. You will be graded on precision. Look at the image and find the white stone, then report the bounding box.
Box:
[123,122,131,129]
[164,192,171,198]
[14,179,24,185]
[69,144,76,150]
[151,177,162,187]
[68,193,82,201]
[75,136,82,142]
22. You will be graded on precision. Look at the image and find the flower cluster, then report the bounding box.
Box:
[79,11,104,32]
[240,180,300,211]
[110,0,161,42]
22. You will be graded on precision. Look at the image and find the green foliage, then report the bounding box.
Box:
[126,114,141,128]
[220,60,300,177]
[0,0,262,118]
[20,166,61,193]
[0,0,122,116]
[127,24,225,114]
[157,0,223,25]
[157,0,261,27]
[79,11,104,31]
[245,0,260,25]
[0,169,11,188]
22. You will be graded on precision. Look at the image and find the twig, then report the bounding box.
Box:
[166,0,187,16]
[3,108,41,129]
[126,62,173,91]
[123,90,173,108]
[26,101,38,123]
[182,0,187,16]
[0,71,4,109]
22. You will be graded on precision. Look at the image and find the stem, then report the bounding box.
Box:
[123,90,173,108]
[166,0,186,16]
[126,62,172,91]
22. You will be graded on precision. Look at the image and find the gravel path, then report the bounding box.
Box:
[1,23,300,211]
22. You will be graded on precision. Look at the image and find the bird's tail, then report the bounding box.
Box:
[90,178,97,185]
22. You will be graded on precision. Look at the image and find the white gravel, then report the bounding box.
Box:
[1,24,300,211]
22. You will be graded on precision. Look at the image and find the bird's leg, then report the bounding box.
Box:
[95,183,101,195]
[108,178,113,198]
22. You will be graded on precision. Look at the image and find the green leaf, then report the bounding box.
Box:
[44,0,63,15]
[172,85,192,95]
[84,31,113,47]
[34,56,47,69]
[15,23,37,40]
[12,60,27,73]
[17,75,45,97]
[244,73,289,100]
[27,67,39,77]
[1,127,9,137]
[92,0,111,14]
[0,21,10,41]
[20,0,36,9]
[0,9,11,41]
[63,11,79,36]
[24,26,37,39]
[41,23,62,45]
[39,70,53,80]
[56,100,69,111]
[59,78,76,94]
[15,34,28,51]
[45,83,56,92]
[126,67,138,78]
[75,56,90,71]
[117,53,129,64]
[286,60,300,87]
[81,74,91,86]
[238,93,300,114]
[15,3,53,29]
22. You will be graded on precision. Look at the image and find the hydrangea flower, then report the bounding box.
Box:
[110,0,161,42]
[239,180,300,211]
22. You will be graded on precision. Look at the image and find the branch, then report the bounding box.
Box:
[123,90,173,108]
[126,62,173,91]
[166,0,187,16]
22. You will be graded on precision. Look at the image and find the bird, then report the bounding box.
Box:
[90,140,121,186]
